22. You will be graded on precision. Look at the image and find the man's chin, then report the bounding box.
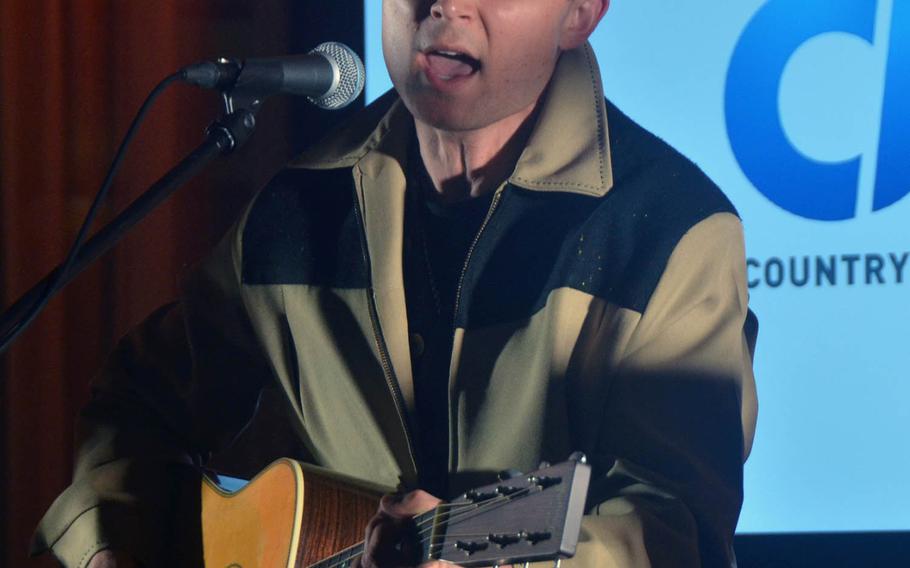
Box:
[405,99,489,133]
[415,113,480,133]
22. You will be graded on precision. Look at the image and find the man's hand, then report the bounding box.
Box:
[85,549,139,568]
[356,489,464,568]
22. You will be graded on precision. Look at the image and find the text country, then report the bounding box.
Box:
[747,252,910,289]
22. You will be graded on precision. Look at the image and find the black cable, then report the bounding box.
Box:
[0,72,183,354]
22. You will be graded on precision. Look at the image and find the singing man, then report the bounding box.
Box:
[35,1,758,566]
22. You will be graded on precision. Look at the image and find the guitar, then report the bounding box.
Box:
[201,455,591,568]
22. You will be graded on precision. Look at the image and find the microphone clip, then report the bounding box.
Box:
[182,58,262,114]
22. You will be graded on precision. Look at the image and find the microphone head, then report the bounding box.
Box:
[308,42,365,110]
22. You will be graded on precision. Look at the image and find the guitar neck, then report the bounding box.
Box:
[202,457,589,568]
[309,509,438,568]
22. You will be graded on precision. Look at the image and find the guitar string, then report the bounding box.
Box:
[314,532,497,568]
[319,529,542,565]
[307,500,498,568]
[317,481,544,565]
[416,488,536,538]
[311,485,540,568]
[325,487,538,568]
[312,488,531,568]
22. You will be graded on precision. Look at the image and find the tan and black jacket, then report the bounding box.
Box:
[34,44,758,568]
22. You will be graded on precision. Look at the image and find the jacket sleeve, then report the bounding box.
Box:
[31,217,274,568]
[565,212,759,567]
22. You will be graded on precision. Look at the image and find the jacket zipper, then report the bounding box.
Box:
[350,178,418,477]
[448,186,505,471]
[452,188,505,323]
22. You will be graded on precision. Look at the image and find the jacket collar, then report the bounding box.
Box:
[291,43,614,198]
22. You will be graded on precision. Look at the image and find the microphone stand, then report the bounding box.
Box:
[0,107,258,351]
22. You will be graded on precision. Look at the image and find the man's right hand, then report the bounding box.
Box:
[85,549,139,568]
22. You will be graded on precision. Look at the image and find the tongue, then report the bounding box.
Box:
[427,53,476,78]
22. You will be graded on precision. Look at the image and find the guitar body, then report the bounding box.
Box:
[201,459,383,568]
[200,457,590,568]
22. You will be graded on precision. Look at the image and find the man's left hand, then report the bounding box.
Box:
[356,489,464,568]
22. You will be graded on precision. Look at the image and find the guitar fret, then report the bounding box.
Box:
[311,542,364,568]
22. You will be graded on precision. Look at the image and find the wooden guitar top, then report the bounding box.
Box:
[201,459,384,568]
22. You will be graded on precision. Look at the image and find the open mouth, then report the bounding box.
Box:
[424,50,481,81]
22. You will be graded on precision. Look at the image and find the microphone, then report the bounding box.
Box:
[181,42,365,110]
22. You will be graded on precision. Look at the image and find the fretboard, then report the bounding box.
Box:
[307,509,439,568]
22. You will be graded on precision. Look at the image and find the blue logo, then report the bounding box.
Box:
[726,0,909,221]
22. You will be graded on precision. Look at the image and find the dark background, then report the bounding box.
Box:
[1,3,906,568]
[0,3,363,566]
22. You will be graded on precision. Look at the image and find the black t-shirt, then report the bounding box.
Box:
[403,141,495,497]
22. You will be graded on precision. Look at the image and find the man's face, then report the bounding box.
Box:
[382,0,581,132]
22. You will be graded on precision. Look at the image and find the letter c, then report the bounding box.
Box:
[726,0,877,221]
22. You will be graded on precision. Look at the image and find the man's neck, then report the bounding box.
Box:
[414,103,539,205]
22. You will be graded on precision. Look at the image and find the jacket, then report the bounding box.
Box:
[34,43,758,568]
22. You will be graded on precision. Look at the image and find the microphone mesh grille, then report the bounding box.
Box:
[309,42,365,110]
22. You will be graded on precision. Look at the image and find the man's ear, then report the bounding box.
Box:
[559,0,610,50]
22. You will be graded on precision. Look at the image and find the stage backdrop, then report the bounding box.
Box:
[365,0,910,533]
[0,3,363,567]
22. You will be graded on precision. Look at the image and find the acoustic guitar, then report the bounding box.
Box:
[201,456,591,568]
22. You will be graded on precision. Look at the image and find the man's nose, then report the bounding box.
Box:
[430,0,474,22]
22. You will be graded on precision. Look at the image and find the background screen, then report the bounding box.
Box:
[364,0,910,534]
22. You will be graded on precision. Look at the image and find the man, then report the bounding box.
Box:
[34,0,758,566]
